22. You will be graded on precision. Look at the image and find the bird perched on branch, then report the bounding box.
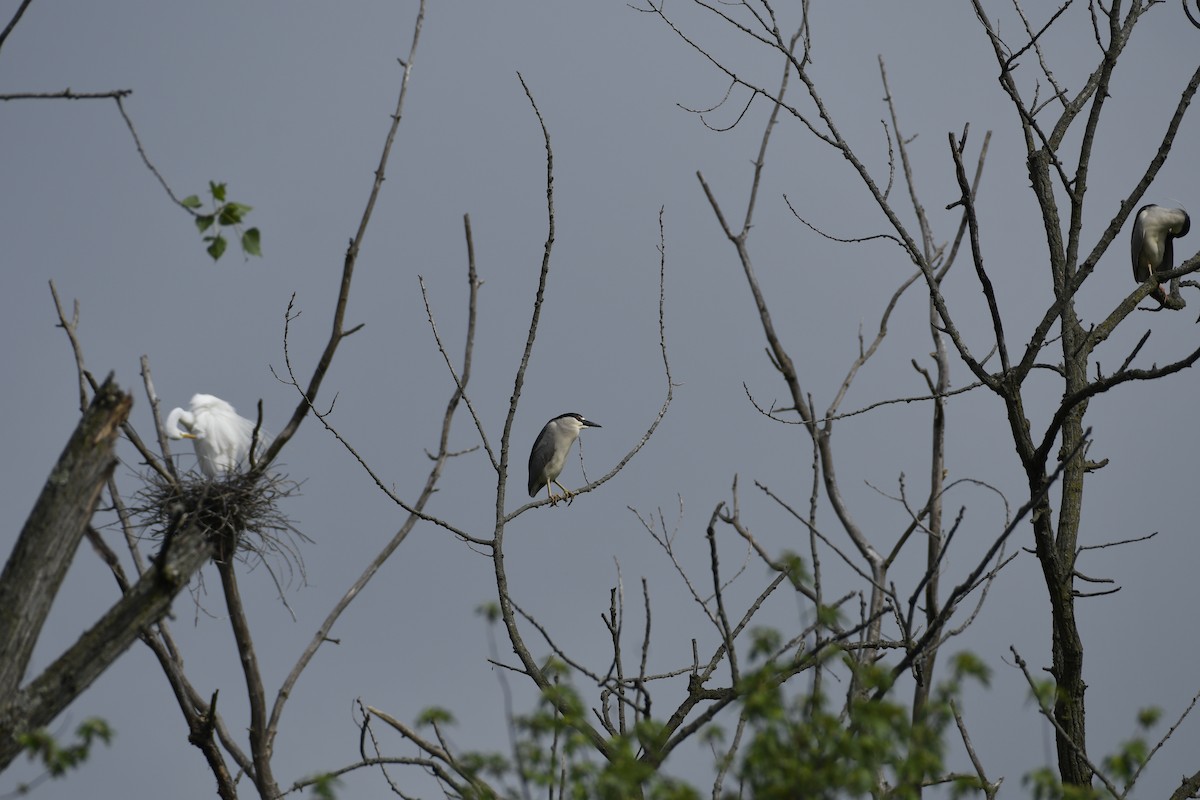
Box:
[1131,204,1191,306]
[528,412,602,506]
[166,393,266,478]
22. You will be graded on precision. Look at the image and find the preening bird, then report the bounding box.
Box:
[528,412,602,505]
[1131,204,1191,305]
[166,393,266,478]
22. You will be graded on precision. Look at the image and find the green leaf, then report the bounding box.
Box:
[815,603,843,628]
[778,550,810,590]
[475,601,501,623]
[1136,706,1162,729]
[181,195,203,209]
[951,651,992,687]
[76,718,113,746]
[457,750,509,779]
[635,719,668,755]
[304,772,340,800]
[195,214,215,234]
[241,227,262,257]
[207,234,228,261]
[950,774,986,798]
[1029,678,1057,710]
[218,202,253,226]
[748,627,782,660]
[541,657,571,680]
[416,706,456,726]
[209,181,227,202]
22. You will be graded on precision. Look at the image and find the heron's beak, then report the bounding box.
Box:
[179,432,199,439]
[584,420,602,428]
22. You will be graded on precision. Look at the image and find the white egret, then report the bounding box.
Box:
[1131,204,1191,305]
[166,393,266,478]
[527,412,602,505]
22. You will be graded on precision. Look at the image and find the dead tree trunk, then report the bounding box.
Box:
[0,376,222,770]
[0,375,130,697]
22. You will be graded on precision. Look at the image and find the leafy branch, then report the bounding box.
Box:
[182,181,262,261]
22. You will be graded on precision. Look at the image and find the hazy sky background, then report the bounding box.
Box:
[2,2,1198,797]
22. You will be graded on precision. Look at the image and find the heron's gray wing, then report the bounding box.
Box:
[1132,210,1149,282]
[528,425,556,496]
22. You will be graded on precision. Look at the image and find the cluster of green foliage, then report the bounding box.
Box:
[730,650,991,799]
[1022,706,1162,800]
[403,643,1001,800]
[12,717,113,793]
[510,669,697,800]
[412,660,696,800]
[182,181,261,261]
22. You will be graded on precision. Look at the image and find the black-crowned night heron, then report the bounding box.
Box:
[1131,204,1191,305]
[527,412,602,505]
[166,394,266,478]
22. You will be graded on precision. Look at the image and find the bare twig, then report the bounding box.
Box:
[951,699,1001,798]
[113,95,193,210]
[878,430,1090,695]
[0,0,33,56]
[267,160,478,759]
[0,88,131,101]
[264,0,425,469]
[215,557,278,798]
[1010,646,1121,798]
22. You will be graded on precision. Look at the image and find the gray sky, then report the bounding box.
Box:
[2,2,1199,797]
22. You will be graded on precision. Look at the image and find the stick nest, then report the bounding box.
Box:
[136,468,308,581]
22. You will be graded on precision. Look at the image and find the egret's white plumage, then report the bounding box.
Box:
[527,412,601,505]
[166,393,266,478]
[1131,204,1191,304]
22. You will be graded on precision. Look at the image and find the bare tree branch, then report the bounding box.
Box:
[0,88,131,100]
[262,0,425,470]
[0,377,130,701]
[0,0,33,56]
